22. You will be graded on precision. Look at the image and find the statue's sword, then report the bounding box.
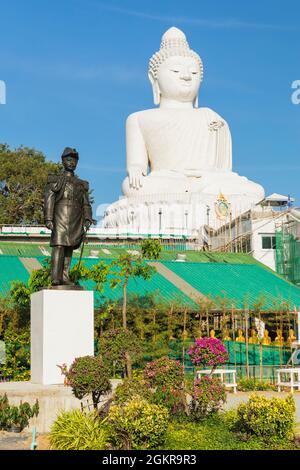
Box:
[75,226,88,283]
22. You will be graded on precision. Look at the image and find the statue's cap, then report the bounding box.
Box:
[61,147,79,159]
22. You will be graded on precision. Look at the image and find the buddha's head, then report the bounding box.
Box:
[148,27,203,107]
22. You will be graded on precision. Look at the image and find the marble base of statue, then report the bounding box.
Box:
[31,289,94,385]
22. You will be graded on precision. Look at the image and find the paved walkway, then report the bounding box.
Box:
[0,432,30,450]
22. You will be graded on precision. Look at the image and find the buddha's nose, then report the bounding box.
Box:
[180,71,192,81]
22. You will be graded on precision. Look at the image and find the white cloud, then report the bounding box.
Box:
[93,2,298,32]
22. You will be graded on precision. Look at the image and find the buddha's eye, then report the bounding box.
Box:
[171,70,180,73]
[191,71,198,75]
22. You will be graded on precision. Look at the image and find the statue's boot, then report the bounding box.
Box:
[62,246,75,285]
[51,246,64,285]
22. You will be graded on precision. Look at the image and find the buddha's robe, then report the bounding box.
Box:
[122,107,264,200]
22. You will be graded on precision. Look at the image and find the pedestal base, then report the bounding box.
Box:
[0,380,121,433]
[31,289,94,385]
[102,190,260,236]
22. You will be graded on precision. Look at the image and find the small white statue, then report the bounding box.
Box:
[121,27,264,201]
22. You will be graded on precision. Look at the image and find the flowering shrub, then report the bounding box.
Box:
[143,357,186,415]
[143,357,184,390]
[62,356,111,409]
[189,376,226,420]
[187,337,229,370]
[108,398,169,450]
[236,394,295,440]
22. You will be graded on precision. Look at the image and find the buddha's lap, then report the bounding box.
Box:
[122,171,264,197]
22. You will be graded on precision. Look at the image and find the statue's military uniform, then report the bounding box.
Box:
[44,146,93,287]
[44,173,92,249]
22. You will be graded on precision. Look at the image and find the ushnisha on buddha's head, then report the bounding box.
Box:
[148,27,203,107]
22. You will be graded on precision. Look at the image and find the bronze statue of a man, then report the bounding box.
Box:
[44,147,94,287]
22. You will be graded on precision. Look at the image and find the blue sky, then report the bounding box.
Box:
[0,0,299,215]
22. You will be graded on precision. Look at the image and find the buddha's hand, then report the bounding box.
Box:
[45,220,54,231]
[128,166,146,190]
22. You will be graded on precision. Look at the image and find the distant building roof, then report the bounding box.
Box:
[258,193,295,207]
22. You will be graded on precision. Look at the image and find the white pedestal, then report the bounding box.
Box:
[31,289,94,385]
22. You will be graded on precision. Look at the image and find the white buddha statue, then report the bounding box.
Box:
[121,27,264,202]
[103,27,264,234]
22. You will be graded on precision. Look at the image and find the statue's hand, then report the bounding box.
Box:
[128,166,145,190]
[84,220,92,230]
[45,220,54,231]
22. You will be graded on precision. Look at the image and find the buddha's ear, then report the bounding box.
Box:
[148,72,160,106]
[193,95,199,108]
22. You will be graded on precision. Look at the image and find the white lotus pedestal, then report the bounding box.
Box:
[30,289,94,385]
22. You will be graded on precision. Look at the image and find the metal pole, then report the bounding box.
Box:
[245,310,250,379]
[206,205,210,226]
[159,208,162,233]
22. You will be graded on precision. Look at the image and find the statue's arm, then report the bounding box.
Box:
[83,182,94,228]
[218,121,232,171]
[44,178,56,230]
[205,108,232,171]
[126,113,148,189]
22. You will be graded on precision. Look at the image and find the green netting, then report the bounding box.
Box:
[163,261,300,310]
[167,339,290,367]
[166,340,292,381]
[0,256,30,296]
[276,229,300,285]
[224,340,291,365]
[0,241,271,266]
[70,258,196,308]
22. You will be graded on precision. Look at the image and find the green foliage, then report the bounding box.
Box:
[0,294,28,337]
[221,408,239,431]
[28,259,51,291]
[162,416,297,450]
[140,239,162,260]
[109,252,155,292]
[83,261,110,291]
[0,329,30,380]
[113,378,152,405]
[235,394,295,440]
[98,328,142,374]
[237,378,276,392]
[50,409,109,450]
[0,144,61,224]
[0,393,39,431]
[108,398,169,450]
[63,356,111,409]
[189,376,226,421]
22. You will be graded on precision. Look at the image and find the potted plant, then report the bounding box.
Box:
[0,395,39,432]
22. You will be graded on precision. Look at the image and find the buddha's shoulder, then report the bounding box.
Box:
[198,106,224,118]
[126,109,158,122]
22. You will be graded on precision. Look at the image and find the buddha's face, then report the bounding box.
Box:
[156,56,201,103]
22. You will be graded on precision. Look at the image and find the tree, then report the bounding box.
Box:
[109,253,156,378]
[140,239,162,260]
[0,144,61,224]
[98,328,142,378]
